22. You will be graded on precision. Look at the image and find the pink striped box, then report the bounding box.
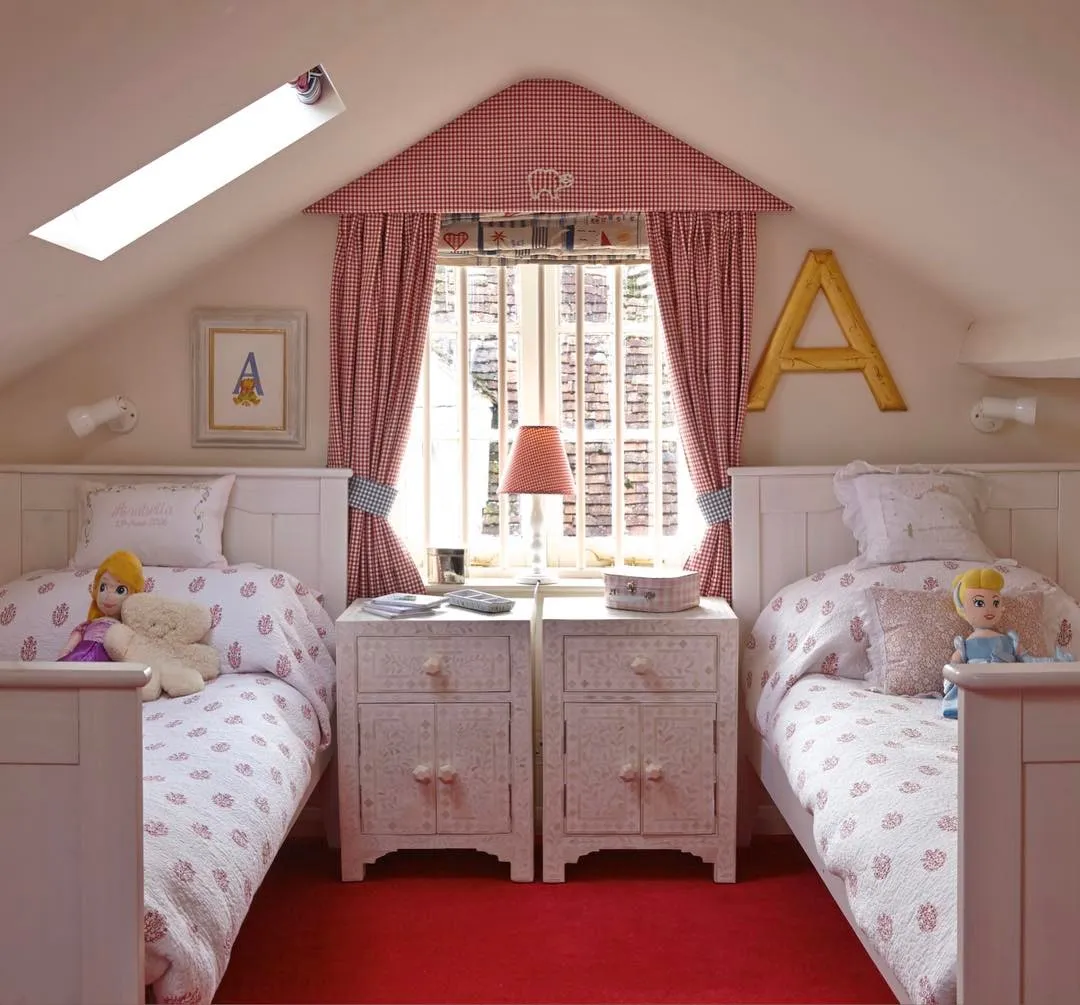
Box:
[603,568,701,613]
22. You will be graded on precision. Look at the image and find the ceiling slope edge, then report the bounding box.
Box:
[960,308,1080,378]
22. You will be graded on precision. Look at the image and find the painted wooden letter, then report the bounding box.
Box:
[747,249,906,412]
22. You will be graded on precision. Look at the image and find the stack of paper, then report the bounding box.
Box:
[361,593,447,619]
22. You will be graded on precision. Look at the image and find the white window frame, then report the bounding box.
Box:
[393,263,702,582]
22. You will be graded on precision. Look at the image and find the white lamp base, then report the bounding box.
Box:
[515,571,559,586]
[517,493,559,585]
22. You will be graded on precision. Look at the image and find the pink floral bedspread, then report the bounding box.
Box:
[759,676,959,1004]
[143,672,328,1005]
[741,558,1080,1003]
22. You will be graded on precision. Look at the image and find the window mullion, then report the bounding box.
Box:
[575,265,586,573]
[421,291,433,560]
[498,268,509,574]
[457,267,470,555]
[613,265,625,568]
[518,267,542,424]
[652,293,664,567]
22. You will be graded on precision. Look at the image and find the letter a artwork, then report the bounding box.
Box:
[747,249,906,411]
[232,351,264,407]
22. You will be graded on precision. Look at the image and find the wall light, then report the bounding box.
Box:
[67,396,138,438]
[970,396,1037,434]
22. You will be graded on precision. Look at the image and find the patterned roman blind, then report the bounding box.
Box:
[437,213,650,265]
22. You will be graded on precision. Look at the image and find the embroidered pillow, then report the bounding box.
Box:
[69,476,235,571]
[833,461,995,568]
[865,586,1048,695]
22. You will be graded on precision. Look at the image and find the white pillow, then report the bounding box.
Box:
[70,476,235,571]
[833,461,995,568]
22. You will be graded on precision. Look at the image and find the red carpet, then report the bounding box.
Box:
[215,838,896,1004]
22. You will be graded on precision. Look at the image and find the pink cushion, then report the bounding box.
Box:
[866,587,1048,695]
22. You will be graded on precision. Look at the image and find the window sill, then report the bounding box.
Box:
[424,579,605,600]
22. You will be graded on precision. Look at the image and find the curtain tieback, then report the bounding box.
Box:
[348,476,398,518]
[697,486,732,526]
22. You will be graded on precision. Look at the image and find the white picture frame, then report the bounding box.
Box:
[191,307,307,448]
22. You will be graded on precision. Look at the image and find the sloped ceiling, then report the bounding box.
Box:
[2,0,1079,386]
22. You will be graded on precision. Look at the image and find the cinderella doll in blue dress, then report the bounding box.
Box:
[942,566,1073,718]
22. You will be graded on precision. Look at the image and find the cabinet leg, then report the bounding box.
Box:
[713,859,734,884]
[543,860,566,883]
[511,856,534,882]
[340,860,365,882]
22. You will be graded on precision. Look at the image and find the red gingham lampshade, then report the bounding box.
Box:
[498,425,575,496]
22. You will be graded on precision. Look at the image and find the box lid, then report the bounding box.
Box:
[603,567,699,582]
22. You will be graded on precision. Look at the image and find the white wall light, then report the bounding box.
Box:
[970,396,1037,434]
[67,396,138,438]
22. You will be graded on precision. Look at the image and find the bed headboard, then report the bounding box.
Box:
[0,465,351,618]
[730,463,1080,633]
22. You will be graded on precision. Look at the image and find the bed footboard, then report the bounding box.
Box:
[946,661,1080,1005]
[0,662,150,1005]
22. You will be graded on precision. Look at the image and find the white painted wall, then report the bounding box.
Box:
[2,209,1077,467]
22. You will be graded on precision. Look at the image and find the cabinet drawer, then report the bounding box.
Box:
[357,635,511,692]
[563,635,717,692]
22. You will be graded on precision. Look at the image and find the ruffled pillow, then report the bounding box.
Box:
[833,461,995,569]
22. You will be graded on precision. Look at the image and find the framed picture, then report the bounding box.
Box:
[191,308,307,448]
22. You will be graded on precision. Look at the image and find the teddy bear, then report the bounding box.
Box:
[103,593,221,702]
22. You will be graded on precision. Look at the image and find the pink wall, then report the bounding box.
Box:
[0,210,1076,467]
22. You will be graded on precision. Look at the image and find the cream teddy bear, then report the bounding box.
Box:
[103,593,221,702]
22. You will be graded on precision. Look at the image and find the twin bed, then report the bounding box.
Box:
[731,461,1080,1005]
[4,459,1078,1005]
[0,465,349,1005]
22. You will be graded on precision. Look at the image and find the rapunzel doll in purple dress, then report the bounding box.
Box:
[57,549,145,661]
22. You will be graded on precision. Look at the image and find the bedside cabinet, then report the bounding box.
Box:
[540,597,738,883]
[336,600,534,882]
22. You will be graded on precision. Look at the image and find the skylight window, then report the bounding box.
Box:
[31,68,344,261]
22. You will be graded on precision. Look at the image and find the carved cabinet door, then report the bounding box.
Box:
[434,702,511,835]
[563,702,641,835]
[641,703,716,836]
[358,703,436,835]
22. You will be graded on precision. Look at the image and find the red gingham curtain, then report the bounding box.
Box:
[328,213,440,601]
[646,211,756,600]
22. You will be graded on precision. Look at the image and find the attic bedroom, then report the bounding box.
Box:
[2,2,1080,1005]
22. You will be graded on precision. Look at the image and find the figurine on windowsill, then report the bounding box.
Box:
[942,566,1074,718]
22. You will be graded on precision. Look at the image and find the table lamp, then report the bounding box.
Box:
[497,425,575,585]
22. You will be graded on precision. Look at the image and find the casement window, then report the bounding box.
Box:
[392,263,703,579]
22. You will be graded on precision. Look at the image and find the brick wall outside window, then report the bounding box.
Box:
[430,265,679,550]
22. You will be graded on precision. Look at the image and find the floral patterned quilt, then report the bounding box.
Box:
[742,558,1080,1005]
[143,672,328,1005]
[758,676,958,1004]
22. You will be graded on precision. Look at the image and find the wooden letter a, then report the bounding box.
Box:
[747,249,906,412]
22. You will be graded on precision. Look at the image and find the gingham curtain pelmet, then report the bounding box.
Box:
[327,213,440,601]
[647,211,756,601]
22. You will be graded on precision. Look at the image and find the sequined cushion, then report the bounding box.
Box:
[866,587,1048,695]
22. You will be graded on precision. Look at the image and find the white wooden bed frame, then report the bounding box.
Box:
[0,464,350,1005]
[730,461,1080,1005]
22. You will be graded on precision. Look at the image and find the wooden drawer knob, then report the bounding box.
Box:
[630,656,654,675]
[644,761,664,781]
[437,764,458,784]
[412,764,433,783]
[618,762,638,782]
[422,655,447,676]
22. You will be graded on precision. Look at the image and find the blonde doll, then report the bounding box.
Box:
[943,566,1072,718]
[57,550,145,661]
